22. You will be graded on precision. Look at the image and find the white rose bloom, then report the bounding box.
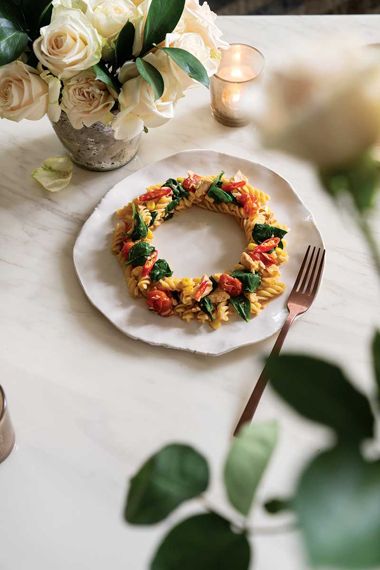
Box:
[52,0,89,10]
[258,40,380,169]
[33,7,102,79]
[40,70,62,122]
[61,70,116,128]
[86,0,137,40]
[131,0,151,56]
[165,31,219,90]
[113,73,174,140]
[176,0,228,53]
[0,61,48,122]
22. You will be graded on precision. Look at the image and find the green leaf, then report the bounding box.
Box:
[92,63,119,92]
[208,185,234,204]
[136,57,164,100]
[252,223,288,249]
[126,242,155,267]
[295,446,380,568]
[231,270,261,293]
[125,444,209,525]
[149,211,158,227]
[224,422,278,516]
[267,355,375,442]
[150,259,173,282]
[199,297,215,320]
[115,20,135,67]
[162,47,210,88]
[164,198,180,219]
[163,178,189,199]
[264,498,292,515]
[131,210,148,242]
[151,512,251,570]
[142,0,185,55]
[0,6,28,66]
[230,295,251,322]
[22,0,53,36]
[373,331,380,398]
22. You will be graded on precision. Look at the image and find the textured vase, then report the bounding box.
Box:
[52,112,141,172]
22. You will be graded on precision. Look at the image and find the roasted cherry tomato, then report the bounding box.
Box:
[138,187,172,203]
[236,193,258,217]
[253,237,280,253]
[147,289,173,316]
[221,180,246,192]
[121,240,134,259]
[141,250,158,278]
[219,274,243,297]
[183,173,202,192]
[193,276,213,301]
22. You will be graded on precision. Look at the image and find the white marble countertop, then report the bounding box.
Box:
[1,15,379,570]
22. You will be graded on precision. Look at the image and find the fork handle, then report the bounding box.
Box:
[233,310,297,436]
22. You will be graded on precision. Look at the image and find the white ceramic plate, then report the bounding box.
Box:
[74,150,323,355]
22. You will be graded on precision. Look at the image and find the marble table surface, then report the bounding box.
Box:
[1,15,379,570]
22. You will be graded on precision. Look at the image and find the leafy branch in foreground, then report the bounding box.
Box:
[124,422,278,569]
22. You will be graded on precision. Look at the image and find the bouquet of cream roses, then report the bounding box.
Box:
[0,0,227,140]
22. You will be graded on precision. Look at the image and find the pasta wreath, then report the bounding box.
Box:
[112,171,289,329]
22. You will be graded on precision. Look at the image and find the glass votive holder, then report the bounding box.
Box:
[211,44,265,127]
[0,386,15,464]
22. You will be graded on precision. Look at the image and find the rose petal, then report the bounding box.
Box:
[32,156,73,192]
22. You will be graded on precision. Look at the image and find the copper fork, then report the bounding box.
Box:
[234,245,326,436]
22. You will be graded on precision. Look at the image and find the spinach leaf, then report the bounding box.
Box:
[214,171,224,186]
[230,295,251,322]
[231,270,261,293]
[199,297,215,320]
[131,208,148,241]
[126,242,155,267]
[163,178,189,199]
[208,186,235,204]
[150,259,173,282]
[252,223,288,249]
[164,198,180,219]
[149,211,158,227]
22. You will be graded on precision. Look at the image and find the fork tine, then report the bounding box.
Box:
[305,248,321,295]
[292,245,311,291]
[297,246,316,292]
[310,249,326,296]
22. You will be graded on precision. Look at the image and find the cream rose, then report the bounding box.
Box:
[86,0,137,40]
[257,41,380,169]
[33,7,102,79]
[0,61,49,122]
[176,0,228,53]
[61,70,116,128]
[113,73,174,140]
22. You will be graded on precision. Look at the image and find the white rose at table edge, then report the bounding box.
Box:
[113,75,175,140]
[86,0,138,40]
[0,61,49,122]
[33,7,102,79]
[257,42,380,170]
[61,70,116,129]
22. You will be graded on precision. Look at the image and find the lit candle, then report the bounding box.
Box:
[211,44,265,127]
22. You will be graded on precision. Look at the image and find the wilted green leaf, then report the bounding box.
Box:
[136,58,164,100]
[224,422,278,516]
[295,446,380,568]
[115,20,135,67]
[373,330,380,398]
[0,4,28,66]
[125,444,209,525]
[162,47,210,88]
[32,156,73,192]
[267,355,374,442]
[142,0,185,55]
[151,513,251,570]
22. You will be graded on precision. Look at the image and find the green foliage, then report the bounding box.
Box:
[0,3,28,66]
[231,270,261,293]
[208,185,235,204]
[142,0,185,55]
[149,211,158,227]
[22,0,53,36]
[130,210,148,242]
[230,295,251,322]
[162,47,210,88]
[126,242,155,267]
[151,513,251,570]
[163,178,189,199]
[136,57,164,100]
[252,223,288,249]
[164,198,180,219]
[125,444,209,525]
[373,330,380,398]
[92,63,119,92]
[199,296,215,320]
[224,422,278,516]
[150,259,173,282]
[267,355,375,442]
[115,20,135,67]
[295,446,380,568]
